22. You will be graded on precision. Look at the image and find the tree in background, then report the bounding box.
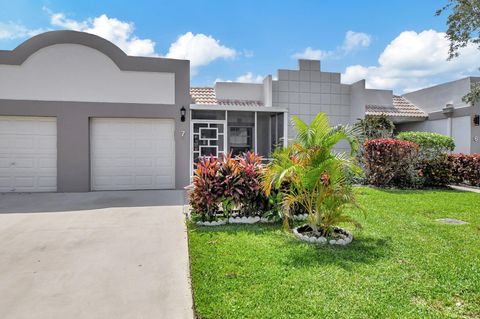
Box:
[436,0,480,105]
[355,114,395,140]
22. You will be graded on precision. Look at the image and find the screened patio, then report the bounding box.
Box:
[189,106,287,173]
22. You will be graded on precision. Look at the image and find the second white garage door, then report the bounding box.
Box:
[90,118,175,190]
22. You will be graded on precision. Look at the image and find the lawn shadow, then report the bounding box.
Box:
[282,235,392,271]
[190,223,393,271]
[369,186,466,196]
[188,222,281,236]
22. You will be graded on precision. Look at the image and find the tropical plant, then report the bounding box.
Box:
[355,114,395,140]
[262,113,363,236]
[364,138,419,187]
[189,152,270,221]
[189,156,222,221]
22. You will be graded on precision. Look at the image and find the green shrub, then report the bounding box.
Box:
[397,131,455,160]
[364,138,420,187]
[418,155,454,187]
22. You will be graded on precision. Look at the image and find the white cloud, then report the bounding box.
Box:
[47,11,156,56]
[342,31,371,53]
[165,32,236,74]
[293,47,332,60]
[214,72,264,84]
[235,72,264,83]
[342,29,480,93]
[293,30,371,61]
[242,49,254,58]
[0,22,44,40]
[49,11,88,30]
[41,10,237,74]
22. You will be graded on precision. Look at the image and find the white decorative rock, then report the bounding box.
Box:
[318,237,327,243]
[196,219,227,226]
[337,239,346,245]
[329,240,336,245]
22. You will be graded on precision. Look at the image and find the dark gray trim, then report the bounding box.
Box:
[0,99,190,192]
[0,30,189,73]
[0,31,191,192]
[428,106,474,120]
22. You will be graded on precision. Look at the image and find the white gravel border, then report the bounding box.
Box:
[292,226,353,246]
[196,220,227,226]
[194,214,307,226]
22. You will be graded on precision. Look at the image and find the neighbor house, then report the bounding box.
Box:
[190,59,479,173]
[1,31,479,192]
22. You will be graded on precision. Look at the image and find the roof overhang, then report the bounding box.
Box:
[190,104,288,113]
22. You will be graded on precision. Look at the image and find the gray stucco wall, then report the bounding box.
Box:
[0,31,190,192]
[396,106,478,154]
[272,59,352,141]
[400,78,480,154]
[403,78,472,113]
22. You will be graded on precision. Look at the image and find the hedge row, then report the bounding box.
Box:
[449,154,480,187]
[364,138,419,187]
[364,138,480,188]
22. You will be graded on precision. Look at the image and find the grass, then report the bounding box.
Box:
[188,187,480,319]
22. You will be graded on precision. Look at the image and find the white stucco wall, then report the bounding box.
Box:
[0,44,175,104]
[452,116,471,153]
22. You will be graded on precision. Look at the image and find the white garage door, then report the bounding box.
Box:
[0,116,57,192]
[90,118,175,190]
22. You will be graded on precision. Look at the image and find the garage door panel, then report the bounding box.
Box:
[0,116,57,192]
[91,118,175,190]
[0,157,10,168]
[38,176,56,187]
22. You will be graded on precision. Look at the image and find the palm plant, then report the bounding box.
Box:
[262,113,363,236]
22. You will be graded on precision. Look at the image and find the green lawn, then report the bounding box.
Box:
[188,187,480,319]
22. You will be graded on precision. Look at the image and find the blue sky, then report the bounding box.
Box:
[1,0,479,93]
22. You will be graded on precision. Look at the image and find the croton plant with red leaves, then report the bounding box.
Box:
[189,152,269,221]
[364,138,419,187]
[449,153,480,186]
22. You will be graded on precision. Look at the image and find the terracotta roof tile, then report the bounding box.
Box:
[190,87,264,107]
[366,95,427,118]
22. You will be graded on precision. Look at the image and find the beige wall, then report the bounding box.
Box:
[0,44,175,104]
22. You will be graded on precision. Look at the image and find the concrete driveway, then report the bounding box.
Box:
[0,191,193,319]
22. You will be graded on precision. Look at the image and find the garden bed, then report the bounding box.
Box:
[293,224,353,245]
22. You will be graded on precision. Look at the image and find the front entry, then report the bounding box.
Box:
[191,120,226,171]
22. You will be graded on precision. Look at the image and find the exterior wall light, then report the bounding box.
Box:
[180,106,186,122]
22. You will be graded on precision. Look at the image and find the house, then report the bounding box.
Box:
[396,77,480,154]
[0,30,190,192]
[0,31,478,192]
[190,59,480,170]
